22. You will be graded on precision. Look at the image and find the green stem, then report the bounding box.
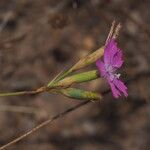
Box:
[0,86,47,97]
[0,91,32,97]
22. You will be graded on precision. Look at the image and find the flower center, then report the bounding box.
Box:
[105,64,120,81]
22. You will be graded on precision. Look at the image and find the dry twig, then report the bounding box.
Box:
[0,101,90,150]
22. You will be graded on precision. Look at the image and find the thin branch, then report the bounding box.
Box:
[0,100,90,150]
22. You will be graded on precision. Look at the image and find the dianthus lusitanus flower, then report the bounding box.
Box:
[96,39,128,98]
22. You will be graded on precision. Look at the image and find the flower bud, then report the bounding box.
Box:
[48,70,99,88]
[60,88,102,100]
[70,47,104,72]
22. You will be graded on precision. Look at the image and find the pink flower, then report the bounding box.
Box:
[96,39,128,98]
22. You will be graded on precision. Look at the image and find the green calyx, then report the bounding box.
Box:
[59,88,102,101]
[47,70,99,88]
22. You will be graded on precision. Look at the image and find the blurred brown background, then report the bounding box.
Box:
[0,0,150,150]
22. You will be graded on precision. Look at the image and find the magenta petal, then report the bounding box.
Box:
[104,39,123,69]
[112,49,123,68]
[96,60,106,77]
[104,39,117,65]
[113,79,128,97]
[95,37,127,99]
[108,80,121,98]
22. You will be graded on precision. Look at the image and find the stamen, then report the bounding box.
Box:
[116,73,121,78]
